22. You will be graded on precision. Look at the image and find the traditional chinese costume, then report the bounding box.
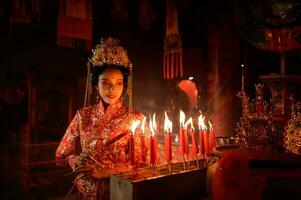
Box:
[55,99,145,199]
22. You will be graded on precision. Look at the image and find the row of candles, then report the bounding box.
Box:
[129,110,216,172]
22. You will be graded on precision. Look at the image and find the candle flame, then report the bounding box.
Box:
[174,134,179,144]
[208,121,213,131]
[198,114,207,131]
[184,117,194,130]
[179,110,185,127]
[152,113,157,131]
[164,112,173,133]
[149,114,155,137]
[130,120,140,135]
[141,117,146,134]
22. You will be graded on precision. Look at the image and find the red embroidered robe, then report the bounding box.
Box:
[55,100,145,199]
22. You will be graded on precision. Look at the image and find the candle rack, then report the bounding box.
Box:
[110,160,209,200]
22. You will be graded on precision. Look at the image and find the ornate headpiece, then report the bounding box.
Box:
[89,37,132,70]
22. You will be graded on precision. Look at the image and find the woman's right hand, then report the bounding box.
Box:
[81,163,109,180]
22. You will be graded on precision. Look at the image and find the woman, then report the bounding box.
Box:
[55,37,145,199]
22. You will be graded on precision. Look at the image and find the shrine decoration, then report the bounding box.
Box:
[284,100,301,155]
[236,84,279,155]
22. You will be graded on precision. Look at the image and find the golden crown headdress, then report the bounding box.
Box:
[89,37,132,70]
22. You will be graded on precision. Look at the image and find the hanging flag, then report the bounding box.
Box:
[57,0,92,50]
[163,0,183,80]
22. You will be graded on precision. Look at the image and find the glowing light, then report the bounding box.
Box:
[184,117,194,131]
[208,121,213,131]
[141,117,146,134]
[164,112,173,133]
[198,114,207,131]
[180,110,186,127]
[130,120,140,135]
[174,134,179,143]
[149,114,156,137]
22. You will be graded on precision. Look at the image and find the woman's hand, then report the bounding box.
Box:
[81,163,109,180]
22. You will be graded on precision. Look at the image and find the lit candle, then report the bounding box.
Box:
[130,120,140,166]
[198,114,209,156]
[179,110,186,170]
[179,110,186,155]
[152,113,158,163]
[164,112,173,163]
[203,129,209,156]
[186,117,199,167]
[184,127,189,159]
[208,121,216,153]
[198,114,206,159]
[140,117,147,164]
[149,116,156,166]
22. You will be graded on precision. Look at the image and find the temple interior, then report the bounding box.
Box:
[1,0,301,199]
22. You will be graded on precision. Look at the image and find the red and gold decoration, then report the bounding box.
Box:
[284,101,301,155]
[163,0,183,80]
[236,84,275,151]
[88,37,132,69]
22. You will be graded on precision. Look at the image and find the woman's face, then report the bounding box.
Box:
[98,69,124,104]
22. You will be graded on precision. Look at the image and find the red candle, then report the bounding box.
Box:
[164,112,173,162]
[209,130,216,153]
[180,126,186,156]
[150,136,156,165]
[140,117,147,163]
[198,114,209,156]
[139,134,146,162]
[129,134,135,165]
[165,133,172,161]
[130,120,140,166]
[154,133,158,162]
[184,128,189,158]
[199,129,204,157]
[149,115,157,165]
[152,114,158,162]
[208,122,216,153]
[179,110,186,156]
[191,128,199,156]
[203,130,209,156]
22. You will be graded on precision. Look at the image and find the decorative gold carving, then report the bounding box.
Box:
[89,37,132,70]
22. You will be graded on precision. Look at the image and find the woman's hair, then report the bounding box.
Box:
[91,64,130,89]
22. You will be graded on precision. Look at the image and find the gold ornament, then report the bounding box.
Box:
[89,37,132,70]
[236,84,274,149]
[284,101,301,155]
